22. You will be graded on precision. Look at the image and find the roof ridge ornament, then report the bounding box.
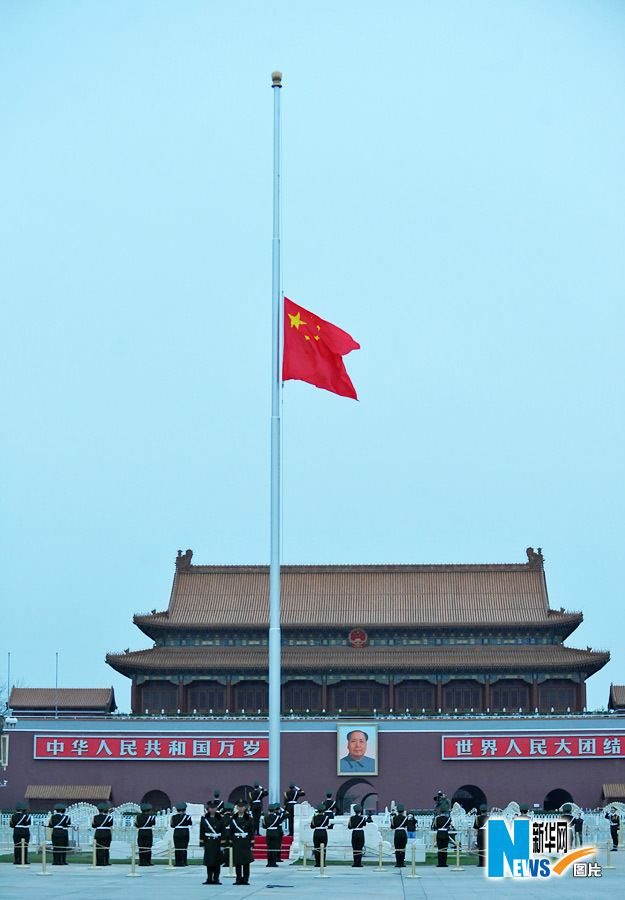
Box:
[526,547,544,570]
[176,549,193,571]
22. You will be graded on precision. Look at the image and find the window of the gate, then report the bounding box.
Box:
[187,683,226,714]
[395,681,435,711]
[329,681,386,714]
[443,680,482,712]
[539,680,576,712]
[491,680,530,711]
[142,682,177,714]
[282,681,321,713]
[234,681,269,713]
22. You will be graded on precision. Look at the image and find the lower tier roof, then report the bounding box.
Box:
[106,644,609,678]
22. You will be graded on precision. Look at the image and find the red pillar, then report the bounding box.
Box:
[436,676,443,711]
[531,676,539,711]
[578,676,586,711]
[484,676,490,712]
[131,680,139,714]
[321,676,328,712]
[388,678,395,712]
[225,676,233,711]
[177,678,185,713]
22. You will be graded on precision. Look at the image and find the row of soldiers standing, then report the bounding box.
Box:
[8,801,112,866]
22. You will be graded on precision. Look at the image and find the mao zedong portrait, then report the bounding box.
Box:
[339,729,376,773]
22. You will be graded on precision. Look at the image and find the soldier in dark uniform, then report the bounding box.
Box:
[10,802,31,865]
[171,802,193,866]
[249,782,268,835]
[606,806,620,850]
[561,803,574,852]
[323,791,337,817]
[48,803,72,865]
[348,804,371,867]
[432,799,452,868]
[228,799,255,885]
[135,802,156,866]
[391,803,409,867]
[212,789,224,816]
[516,803,530,818]
[310,803,333,867]
[92,802,113,866]
[263,802,284,867]
[473,803,489,867]
[200,799,224,884]
[283,782,305,836]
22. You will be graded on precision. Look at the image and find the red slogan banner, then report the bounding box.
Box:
[34,734,268,761]
[442,733,625,760]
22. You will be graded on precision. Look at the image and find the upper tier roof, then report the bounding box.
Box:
[133,549,582,634]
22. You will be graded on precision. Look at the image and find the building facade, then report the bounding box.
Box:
[106,548,608,717]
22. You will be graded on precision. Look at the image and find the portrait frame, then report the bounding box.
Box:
[337,722,378,776]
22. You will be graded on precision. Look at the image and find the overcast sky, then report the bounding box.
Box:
[1,1,623,713]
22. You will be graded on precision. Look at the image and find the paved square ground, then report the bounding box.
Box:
[0,850,621,900]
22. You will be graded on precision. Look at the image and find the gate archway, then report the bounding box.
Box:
[451,784,487,812]
[335,778,377,814]
[543,788,573,811]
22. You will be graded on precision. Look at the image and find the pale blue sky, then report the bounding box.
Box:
[1,1,623,711]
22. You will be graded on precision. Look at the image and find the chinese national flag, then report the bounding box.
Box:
[282,297,360,399]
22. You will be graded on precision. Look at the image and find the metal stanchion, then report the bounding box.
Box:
[228,845,234,876]
[16,837,29,868]
[605,840,615,870]
[167,839,174,869]
[375,841,386,872]
[126,841,141,877]
[405,842,420,878]
[36,841,52,876]
[89,838,100,869]
[451,840,464,872]
[315,842,329,878]
[299,841,308,870]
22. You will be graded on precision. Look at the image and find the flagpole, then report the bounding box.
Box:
[268,69,282,805]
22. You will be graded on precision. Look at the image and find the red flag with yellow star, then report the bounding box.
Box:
[282,297,360,399]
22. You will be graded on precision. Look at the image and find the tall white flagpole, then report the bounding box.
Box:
[268,69,282,804]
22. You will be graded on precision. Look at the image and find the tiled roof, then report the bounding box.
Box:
[24,785,112,800]
[9,687,116,712]
[106,644,609,676]
[609,685,625,709]
[603,784,625,799]
[134,564,575,632]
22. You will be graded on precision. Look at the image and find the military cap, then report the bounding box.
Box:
[253,781,260,787]
[397,803,405,812]
[140,802,152,811]
[562,804,572,813]
[55,803,66,811]
[316,803,325,812]
[479,803,488,812]
[15,801,28,811]
[224,802,234,811]
[519,804,529,813]
[326,791,333,797]
[207,798,218,807]
[354,804,362,813]
[97,802,109,811]
[213,789,221,797]
[176,802,187,811]
[289,782,295,788]
[236,798,247,807]
[270,803,279,811]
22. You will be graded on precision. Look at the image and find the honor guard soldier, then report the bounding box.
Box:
[135,802,156,866]
[249,782,268,835]
[283,783,305,836]
[391,803,409,867]
[212,789,224,816]
[171,802,193,866]
[263,803,284,867]
[10,802,31,865]
[473,803,489,867]
[310,803,334,867]
[432,799,452,868]
[323,790,337,818]
[516,803,530,818]
[605,806,620,851]
[92,802,113,866]
[200,799,225,884]
[48,803,72,865]
[348,804,371,867]
[228,799,255,885]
